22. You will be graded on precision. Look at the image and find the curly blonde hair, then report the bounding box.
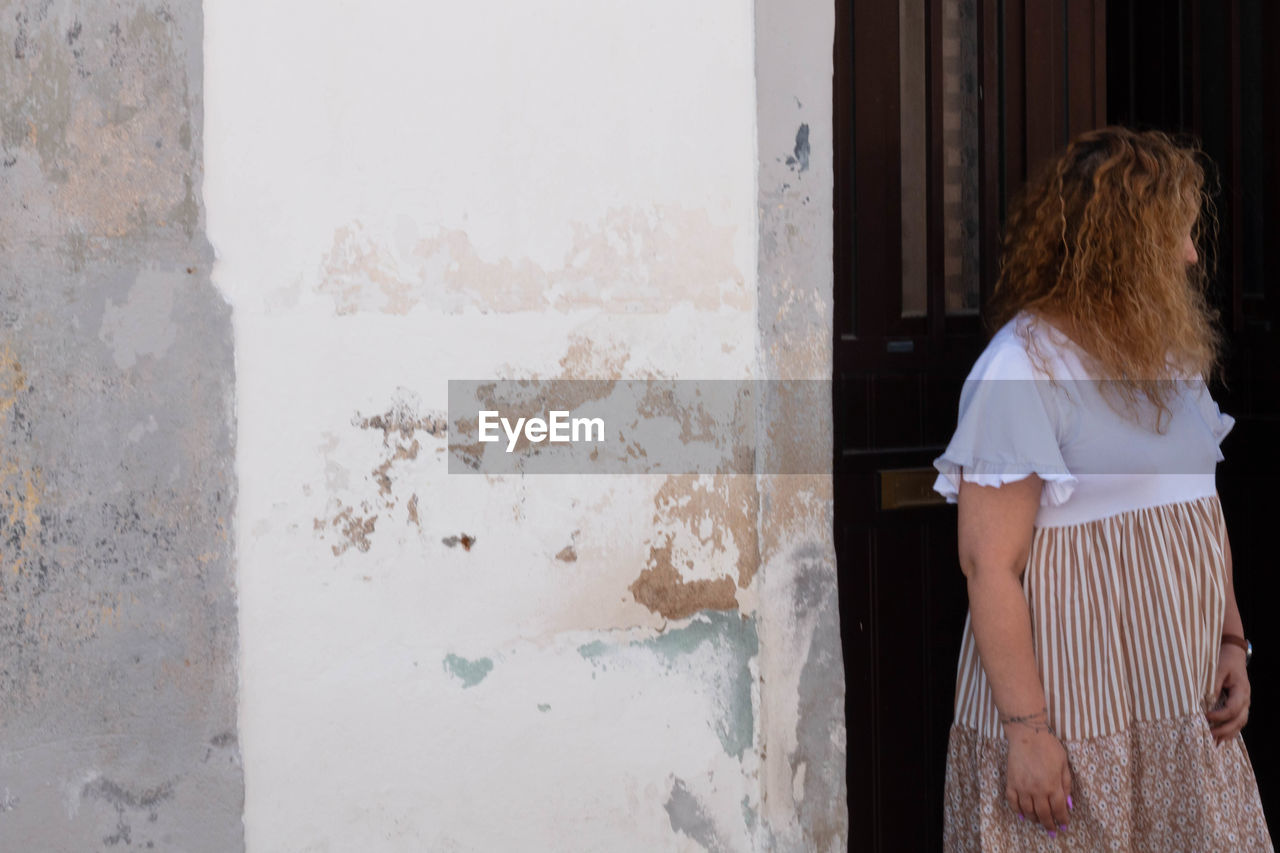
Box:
[987,126,1222,424]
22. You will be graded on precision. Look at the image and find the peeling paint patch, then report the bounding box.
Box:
[311,392,446,555]
[442,653,492,688]
[665,778,729,852]
[630,475,759,620]
[554,545,577,562]
[630,541,738,620]
[316,504,377,556]
[784,123,810,172]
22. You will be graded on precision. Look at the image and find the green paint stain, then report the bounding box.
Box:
[577,612,759,759]
[442,653,493,688]
[537,703,551,712]
[576,640,608,660]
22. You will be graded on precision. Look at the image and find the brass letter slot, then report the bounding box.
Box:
[879,466,947,510]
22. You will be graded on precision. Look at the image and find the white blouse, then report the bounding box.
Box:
[931,311,1235,528]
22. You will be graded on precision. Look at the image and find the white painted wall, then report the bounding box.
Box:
[205,1,774,850]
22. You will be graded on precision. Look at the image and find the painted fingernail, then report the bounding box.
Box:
[1067,795,1074,811]
[1060,824,1068,831]
[1018,814,1025,821]
[1048,830,1057,838]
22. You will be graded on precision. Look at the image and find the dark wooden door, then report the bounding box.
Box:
[836,0,1280,849]
[834,1,1102,849]
[1108,0,1280,836]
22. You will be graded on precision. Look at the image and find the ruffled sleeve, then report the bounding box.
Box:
[1191,378,1235,461]
[932,339,1078,506]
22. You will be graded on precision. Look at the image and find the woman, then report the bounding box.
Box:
[932,127,1272,850]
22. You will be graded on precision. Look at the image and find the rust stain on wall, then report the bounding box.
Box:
[629,475,760,620]
[441,533,475,551]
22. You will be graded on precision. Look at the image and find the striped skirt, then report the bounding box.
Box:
[944,495,1274,851]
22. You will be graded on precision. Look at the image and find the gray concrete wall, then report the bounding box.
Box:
[0,1,242,849]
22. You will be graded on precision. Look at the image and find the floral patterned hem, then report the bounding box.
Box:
[944,716,1274,852]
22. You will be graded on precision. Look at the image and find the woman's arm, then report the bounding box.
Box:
[957,474,1072,836]
[1207,511,1250,743]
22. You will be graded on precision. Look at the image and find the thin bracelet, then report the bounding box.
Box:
[999,706,1056,736]
[1222,633,1248,653]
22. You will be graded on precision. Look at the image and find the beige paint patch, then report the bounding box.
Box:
[311,206,748,314]
[420,205,750,313]
[629,475,760,620]
[557,335,633,380]
[317,222,417,315]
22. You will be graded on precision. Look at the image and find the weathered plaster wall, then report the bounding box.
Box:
[754,0,846,849]
[0,1,243,850]
[206,0,842,849]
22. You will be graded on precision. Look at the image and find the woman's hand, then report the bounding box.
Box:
[1206,644,1250,744]
[1005,727,1073,836]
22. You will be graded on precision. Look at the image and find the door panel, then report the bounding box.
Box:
[837,1,1280,848]
[1106,0,1280,834]
[835,1,1105,849]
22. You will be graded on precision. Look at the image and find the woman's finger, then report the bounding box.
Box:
[1018,791,1036,827]
[1033,793,1057,834]
[1212,707,1249,743]
[1206,686,1248,724]
[1049,789,1071,831]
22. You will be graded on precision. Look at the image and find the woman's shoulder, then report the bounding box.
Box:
[969,312,1056,380]
[969,311,1088,382]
